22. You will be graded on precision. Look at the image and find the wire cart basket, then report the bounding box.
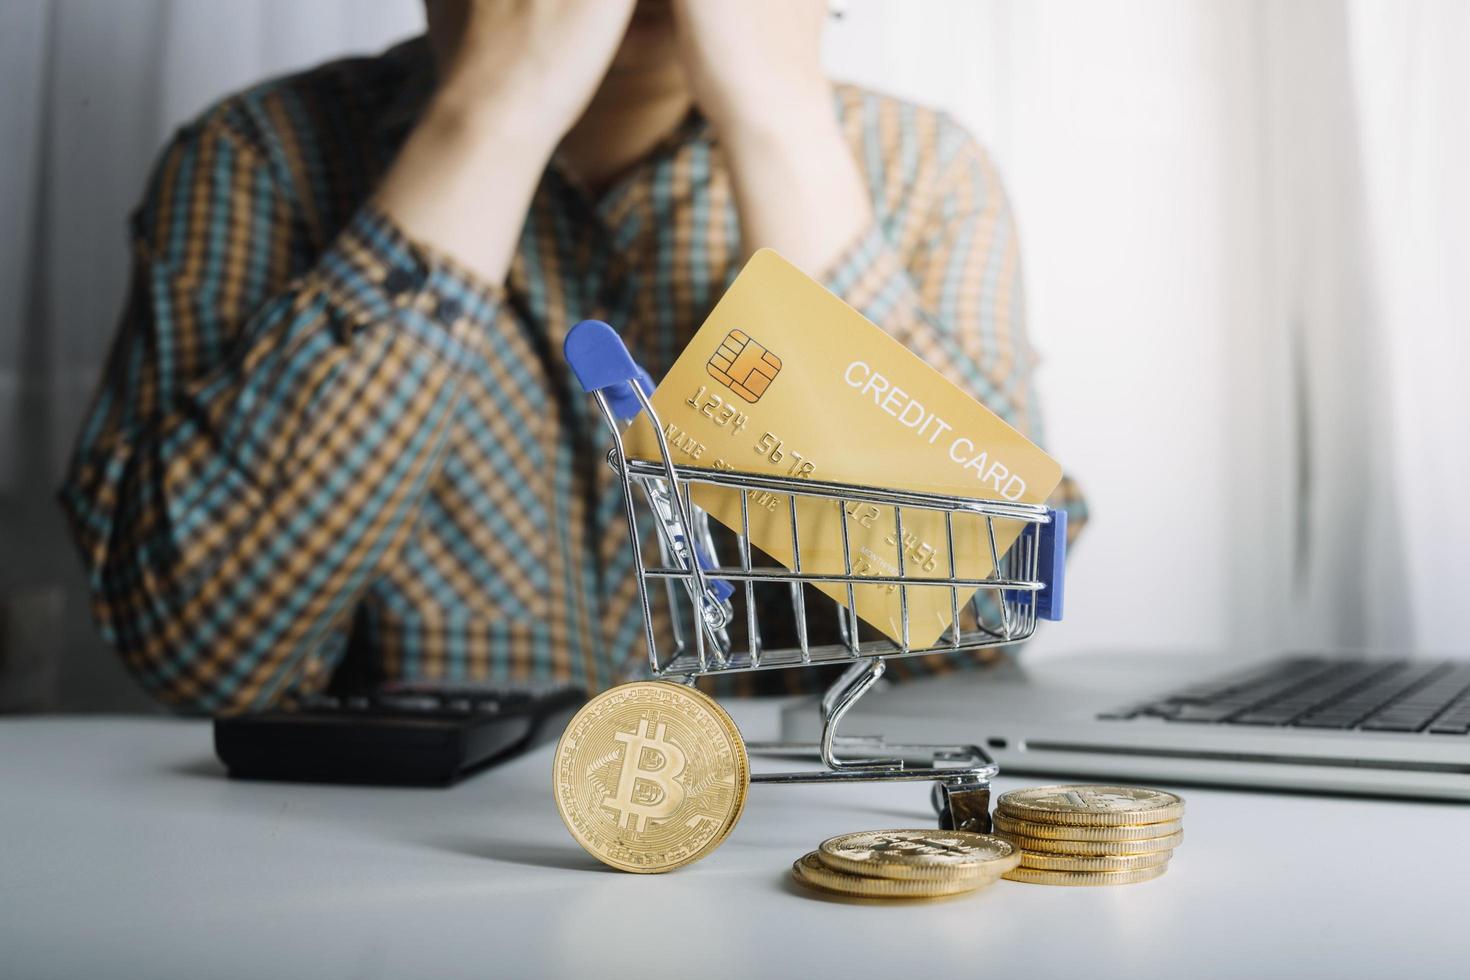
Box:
[564,319,1067,835]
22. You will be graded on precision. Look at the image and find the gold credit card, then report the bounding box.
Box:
[625,249,1063,649]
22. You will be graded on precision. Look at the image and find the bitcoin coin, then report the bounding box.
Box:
[817,830,1021,881]
[553,681,748,873]
[1002,863,1169,886]
[997,785,1184,827]
[1018,849,1172,872]
[993,811,1183,841]
[1001,829,1182,856]
[792,851,991,899]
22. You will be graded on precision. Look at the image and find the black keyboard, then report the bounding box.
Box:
[214,684,586,786]
[1101,658,1470,734]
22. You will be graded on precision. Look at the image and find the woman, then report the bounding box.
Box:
[60,0,1083,712]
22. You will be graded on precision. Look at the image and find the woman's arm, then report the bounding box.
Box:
[671,0,872,276]
[58,0,635,713]
[381,0,638,281]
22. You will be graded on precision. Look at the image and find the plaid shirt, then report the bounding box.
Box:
[60,38,1086,712]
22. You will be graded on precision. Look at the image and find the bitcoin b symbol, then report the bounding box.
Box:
[868,834,968,857]
[604,718,688,832]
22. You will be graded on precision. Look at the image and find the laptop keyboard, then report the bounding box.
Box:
[1101,658,1470,734]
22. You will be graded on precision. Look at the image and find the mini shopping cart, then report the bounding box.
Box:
[564,319,1067,835]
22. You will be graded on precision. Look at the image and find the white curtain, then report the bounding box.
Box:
[828,0,1469,661]
[1348,0,1470,654]
[1,0,1465,709]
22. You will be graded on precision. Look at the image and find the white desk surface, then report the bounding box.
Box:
[2,703,1464,980]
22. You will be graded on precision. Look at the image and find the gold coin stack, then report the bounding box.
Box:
[792,829,1022,900]
[994,785,1185,886]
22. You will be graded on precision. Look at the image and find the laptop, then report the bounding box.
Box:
[779,652,1470,800]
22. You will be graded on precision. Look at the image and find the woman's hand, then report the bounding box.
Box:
[378,0,637,284]
[671,0,872,274]
[429,0,638,148]
[669,0,829,131]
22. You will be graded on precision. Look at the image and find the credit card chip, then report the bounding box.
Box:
[707,329,782,403]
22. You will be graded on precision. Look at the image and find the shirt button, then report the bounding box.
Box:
[383,268,416,296]
[436,298,463,323]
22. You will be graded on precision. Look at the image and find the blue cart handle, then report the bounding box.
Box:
[564,319,733,605]
[565,319,654,422]
[1003,508,1066,621]
[1034,508,1067,621]
[1034,511,1070,617]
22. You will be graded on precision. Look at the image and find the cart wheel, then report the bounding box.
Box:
[931,782,959,829]
[930,782,947,817]
[933,781,993,834]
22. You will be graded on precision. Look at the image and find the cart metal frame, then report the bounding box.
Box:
[565,319,1066,832]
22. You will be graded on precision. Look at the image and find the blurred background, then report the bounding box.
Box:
[1,0,1465,712]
